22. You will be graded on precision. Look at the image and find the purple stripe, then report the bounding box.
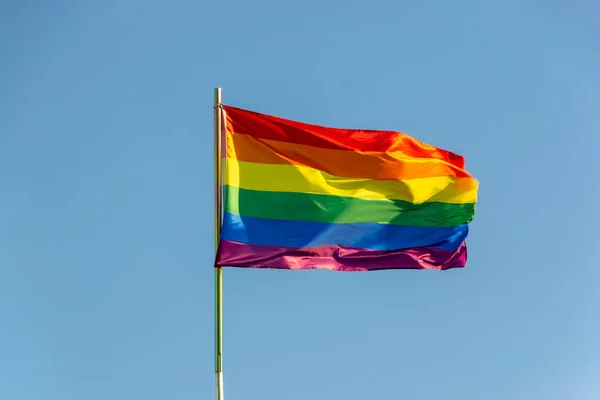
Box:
[216,240,467,272]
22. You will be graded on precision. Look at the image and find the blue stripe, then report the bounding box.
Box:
[221,212,468,251]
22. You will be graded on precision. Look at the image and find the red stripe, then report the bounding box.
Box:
[223,105,465,169]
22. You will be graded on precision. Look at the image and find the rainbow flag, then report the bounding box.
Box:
[215,105,478,271]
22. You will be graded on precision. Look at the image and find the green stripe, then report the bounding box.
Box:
[225,186,475,227]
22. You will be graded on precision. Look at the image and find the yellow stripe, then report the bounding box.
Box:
[226,159,478,204]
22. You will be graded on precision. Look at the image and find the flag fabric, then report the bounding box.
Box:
[215,105,478,271]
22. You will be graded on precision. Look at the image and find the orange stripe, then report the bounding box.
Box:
[223,105,466,169]
[227,131,472,180]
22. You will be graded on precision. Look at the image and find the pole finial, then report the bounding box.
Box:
[214,88,222,107]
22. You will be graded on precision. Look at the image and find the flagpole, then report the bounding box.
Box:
[214,87,224,400]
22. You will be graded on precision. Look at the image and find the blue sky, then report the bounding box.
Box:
[1,1,599,399]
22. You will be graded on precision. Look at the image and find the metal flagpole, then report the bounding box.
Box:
[214,87,224,400]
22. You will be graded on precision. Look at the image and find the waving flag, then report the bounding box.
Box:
[215,105,478,271]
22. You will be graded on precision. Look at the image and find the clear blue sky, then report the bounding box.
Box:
[1,1,599,399]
